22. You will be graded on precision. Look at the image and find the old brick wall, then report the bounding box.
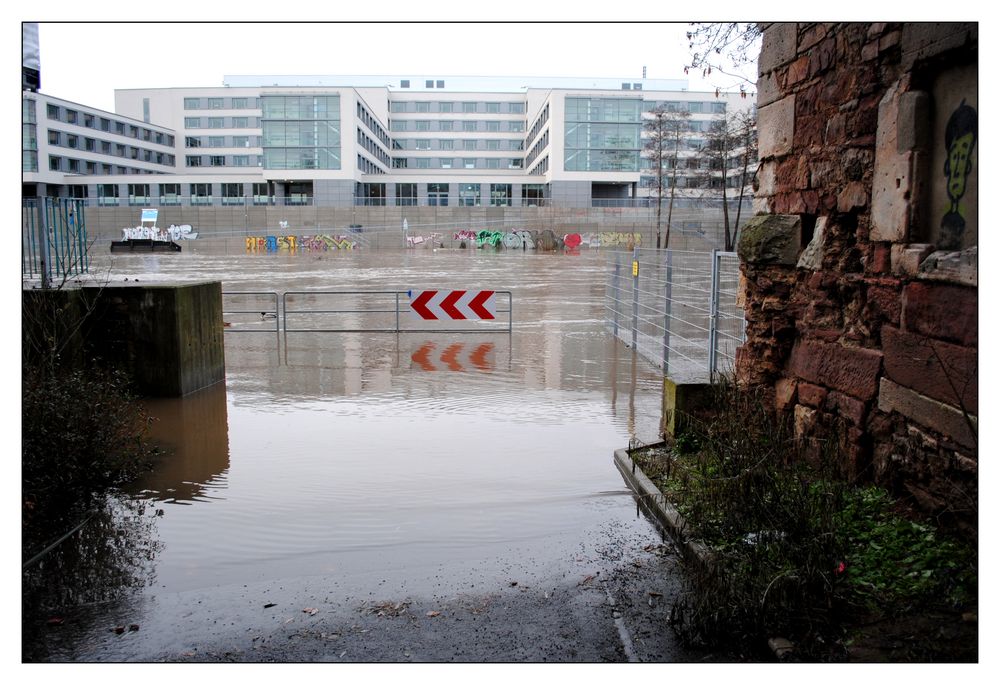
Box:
[740,23,977,530]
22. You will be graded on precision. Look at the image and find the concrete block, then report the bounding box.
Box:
[877,378,977,449]
[662,378,714,437]
[758,95,795,159]
[756,70,782,108]
[738,214,802,266]
[897,91,931,151]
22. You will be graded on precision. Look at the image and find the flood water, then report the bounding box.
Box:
[27,245,673,660]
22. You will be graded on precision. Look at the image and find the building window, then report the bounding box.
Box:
[83,113,94,127]
[67,159,80,173]
[416,102,430,113]
[440,139,454,150]
[391,121,406,131]
[486,158,500,169]
[458,183,481,206]
[509,158,524,169]
[439,102,453,113]
[128,183,150,205]
[185,117,201,128]
[486,140,500,151]
[98,183,119,205]
[490,184,512,206]
[415,139,430,150]
[510,103,525,114]
[100,118,110,132]
[84,138,95,152]
[233,135,249,147]
[440,120,453,132]
[210,155,226,166]
[46,104,59,119]
[190,183,212,204]
[463,121,476,132]
[463,158,476,169]
[416,120,430,131]
[400,80,410,88]
[48,155,61,171]
[392,158,408,168]
[143,98,150,123]
[186,155,202,167]
[208,97,224,109]
[486,102,500,113]
[396,183,417,206]
[252,182,271,204]
[116,122,126,135]
[232,116,249,128]
[463,140,477,151]
[185,136,201,148]
[233,155,250,166]
[390,102,406,113]
[439,158,453,169]
[184,97,200,109]
[427,182,448,206]
[463,102,476,113]
[486,121,500,133]
[48,130,60,145]
[66,110,78,124]
[159,183,181,205]
[416,158,429,169]
[221,183,244,204]
[436,80,444,89]
[232,97,248,109]
[510,121,525,132]
[209,136,225,147]
[208,117,224,128]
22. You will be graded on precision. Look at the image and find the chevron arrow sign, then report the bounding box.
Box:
[409,290,496,321]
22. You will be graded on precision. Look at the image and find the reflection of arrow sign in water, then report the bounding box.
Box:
[409,290,496,321]
[410,342,495,372]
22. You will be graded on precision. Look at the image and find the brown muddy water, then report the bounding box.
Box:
[25,244,675,661]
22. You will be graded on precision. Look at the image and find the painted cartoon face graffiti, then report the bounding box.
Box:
[940,99,977,250]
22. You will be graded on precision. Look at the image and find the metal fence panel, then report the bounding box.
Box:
[604,248,744,383]
[22,198,89,286]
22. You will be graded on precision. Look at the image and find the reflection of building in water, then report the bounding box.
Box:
[138,381,230,503]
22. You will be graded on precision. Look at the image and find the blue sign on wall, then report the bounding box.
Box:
[141,208,158,223]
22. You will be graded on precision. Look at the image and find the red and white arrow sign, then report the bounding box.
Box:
[410,290,496,321]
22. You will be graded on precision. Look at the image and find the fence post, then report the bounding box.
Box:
[37,198,51,289]
[661,248,673,372]
[708,248,720,381]
[631,247,639,349]
[613,256,621,339]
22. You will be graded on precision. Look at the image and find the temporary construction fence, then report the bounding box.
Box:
[22,198,90,287]
[605,248,745,384]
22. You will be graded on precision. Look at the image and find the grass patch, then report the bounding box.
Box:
[629,381,977,661]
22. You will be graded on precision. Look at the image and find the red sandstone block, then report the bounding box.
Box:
[870,243,891,274]
[798,382,828,407]
[775,377,797,412]
[902,282,977,346]
[788,55,811,85]
[789,340,883,400]
[881,326,978,414]
[864,284,902,327]
[826,390,868,426]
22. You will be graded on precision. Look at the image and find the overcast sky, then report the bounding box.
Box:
[31,21,759,114]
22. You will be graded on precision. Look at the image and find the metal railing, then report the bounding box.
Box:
[221,292,280,333]
[22,198,90,287]
[222,290,513,334]
[605,248,745,383]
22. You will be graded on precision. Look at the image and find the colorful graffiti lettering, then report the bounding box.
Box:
[563,233,583,249]
[407,233,442,247]
[598,232,642,247]
[476,230,506,247]
[453,230,478,242]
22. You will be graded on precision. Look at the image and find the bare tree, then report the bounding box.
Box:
[643,105,691,249]
[685,22,762,94]
[694,111,758,251]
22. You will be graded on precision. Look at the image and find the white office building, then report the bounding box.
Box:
[24,74,755,210]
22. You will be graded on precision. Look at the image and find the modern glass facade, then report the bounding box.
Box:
[261,95,341,170]
[564,97,642,172]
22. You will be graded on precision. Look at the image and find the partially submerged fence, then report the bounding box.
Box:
[222,290,513,334]
[605,248,745,383]
[22,199,90,286]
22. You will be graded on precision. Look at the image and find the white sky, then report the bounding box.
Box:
[29,20,759,114]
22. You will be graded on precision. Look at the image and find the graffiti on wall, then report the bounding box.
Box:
[407,233,442,247]
[940,99,977,250]
[244,235,358,252]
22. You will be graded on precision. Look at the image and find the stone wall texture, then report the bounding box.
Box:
[740,22,978,532]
